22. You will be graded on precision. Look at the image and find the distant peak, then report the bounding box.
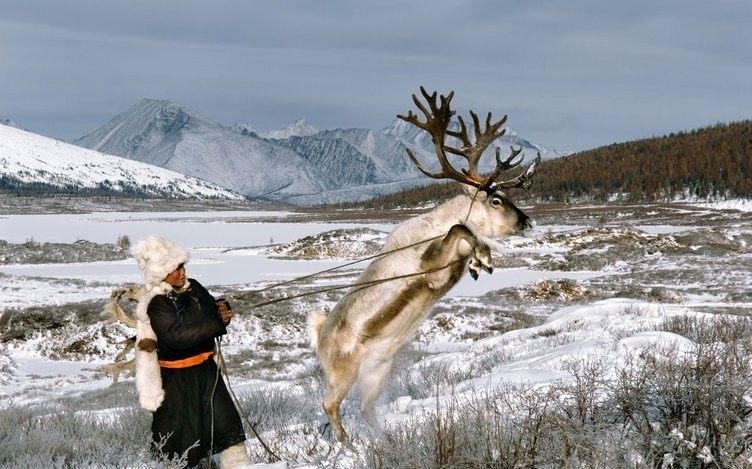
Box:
[257,118,318,139]
[131,98,183,112]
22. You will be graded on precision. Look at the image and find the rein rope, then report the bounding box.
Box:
[234,232,445,307]
[214,337,282,462]
[216,217,478,460]
[236,195,484,309]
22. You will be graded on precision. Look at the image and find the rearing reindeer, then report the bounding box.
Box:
[308,86,540,442]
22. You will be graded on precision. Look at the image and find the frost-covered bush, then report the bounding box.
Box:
[363,316,752,468]
[0,239,129,264]
[612,336,752,467]
[0,397,154,467]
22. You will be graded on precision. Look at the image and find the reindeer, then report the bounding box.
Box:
[308,86,541,442]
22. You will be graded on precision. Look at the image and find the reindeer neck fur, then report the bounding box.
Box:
[384,191,496,252]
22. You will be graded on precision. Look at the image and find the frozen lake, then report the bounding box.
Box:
[0,210,603,310]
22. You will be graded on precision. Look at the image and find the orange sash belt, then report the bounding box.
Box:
[159,351,213,369]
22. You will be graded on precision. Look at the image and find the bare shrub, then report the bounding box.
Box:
[525,279,591,302]
[612,336,752,467]
[475,348,515,373]
[364,381,616,468]
[661,314,752,344]
[365,367,622,469]
[116,235,131,253]
[363,315,752,468]
[0,400,155,468]
[386,354,478,402]
[233,385,330,463]
[486,309,545,335]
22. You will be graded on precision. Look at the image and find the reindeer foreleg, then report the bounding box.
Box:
[468,240,493,280]
[424,224,494,282]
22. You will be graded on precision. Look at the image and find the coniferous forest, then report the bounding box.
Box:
[346,120,752,210]
[531,120,752,202]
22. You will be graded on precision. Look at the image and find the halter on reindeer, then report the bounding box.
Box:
[308,86,541,442]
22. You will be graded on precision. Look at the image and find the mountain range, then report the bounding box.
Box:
[2,100,563,205]
[72,99,563,204]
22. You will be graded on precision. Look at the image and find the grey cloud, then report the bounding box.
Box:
[0,0,750,152]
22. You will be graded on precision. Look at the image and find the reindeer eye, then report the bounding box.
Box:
[491,196,504,207]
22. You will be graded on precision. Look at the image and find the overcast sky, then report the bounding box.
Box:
[1,1,750,153]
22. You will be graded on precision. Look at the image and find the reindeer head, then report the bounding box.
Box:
[397,86,540,237]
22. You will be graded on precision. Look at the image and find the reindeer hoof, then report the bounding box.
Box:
[319,421,333,438]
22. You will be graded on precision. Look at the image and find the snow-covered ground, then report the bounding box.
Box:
[1,200,750,467]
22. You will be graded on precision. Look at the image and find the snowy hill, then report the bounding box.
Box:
[71,100,564,205]
[0,123,244,199]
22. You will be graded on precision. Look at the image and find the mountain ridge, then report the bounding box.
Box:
[71,99,561,205]
[0,123,244,200]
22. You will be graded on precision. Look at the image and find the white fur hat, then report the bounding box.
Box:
[131,236,189,288]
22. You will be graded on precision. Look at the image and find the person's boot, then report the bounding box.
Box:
[218,442,251,468]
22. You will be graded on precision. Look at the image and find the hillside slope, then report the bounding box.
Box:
[0,124,243,199]
[530,121,752,202]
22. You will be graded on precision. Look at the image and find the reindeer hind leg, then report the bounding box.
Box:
[323,378,357,442]
[357,355,395,430]
[320,348,362,442]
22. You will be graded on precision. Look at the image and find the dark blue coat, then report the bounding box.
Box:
[147,279,245,467]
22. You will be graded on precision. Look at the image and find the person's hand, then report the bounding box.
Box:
[216,299,233,325]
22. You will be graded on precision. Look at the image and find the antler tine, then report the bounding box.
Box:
[480,146,524,188]
[403,147,447,179]
[485,152,542,192]
[444,110,508,182]
[397,87,536,193]
[397,87,479,186]
[398,87,455,132]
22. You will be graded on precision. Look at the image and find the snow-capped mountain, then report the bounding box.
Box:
[232,118,318,140]
[73,100,334,201]
[0,123,243,200]
[71,100,565,205]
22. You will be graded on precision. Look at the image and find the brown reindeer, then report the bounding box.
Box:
[308,87,540,441]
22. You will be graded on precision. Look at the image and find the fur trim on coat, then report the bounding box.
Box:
[134,282,168,411]
[130,236,190,411]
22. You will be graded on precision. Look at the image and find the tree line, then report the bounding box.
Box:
[336,120,752,209]
[530,120,752,202]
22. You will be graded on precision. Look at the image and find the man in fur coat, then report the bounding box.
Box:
[131,236,250,468]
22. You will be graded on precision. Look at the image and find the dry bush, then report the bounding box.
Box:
[612,329,752,467]
[363,314,752,468]
[233,386,329,464]
[0,399,155,468]
[524,279,590,302]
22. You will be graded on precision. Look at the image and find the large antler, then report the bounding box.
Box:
[397,86,540,193]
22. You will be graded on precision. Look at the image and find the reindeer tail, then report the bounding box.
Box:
[307,309,326,351]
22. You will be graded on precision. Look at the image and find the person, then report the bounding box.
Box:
[131,236,250,468]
